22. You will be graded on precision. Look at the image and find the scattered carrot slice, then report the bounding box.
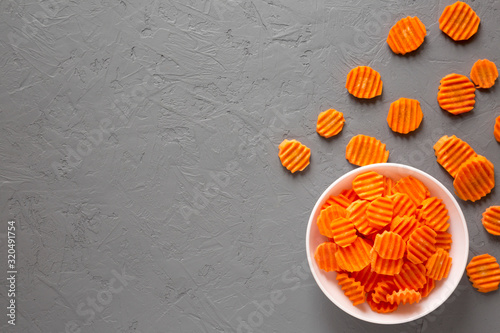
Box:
[419,277,436,298]
[482,206,500,236]
[352,265,382,292]
[435,231,452,252]
[419,197,450,232]
[390,215,420,242]
[373,231,406,260]
[335,238,372,272]
[317,109,345,138]
[394,261,427,290]
[321,194,352,210]
[439,1,480,41]
[347,200,379,236]
[470,59,498,89]
[453,155,495,202]
[314,242,340,272]
[392,176,430,206]
[336,272,366,305]
[367,293,399,313]
[387,193,417,218]
[331,217,358,248]
[370,248,404,275]
[425,248,452,280]
[387,289,421,305]
[345,66,383,99]
[352,171,385,201]
[387,98,424,134]
[316,204,347,238]
[371,280,398,304]
[495,116,500,143]
[341,189,359,202]
[433,135,478,178]
[406,225,437,264]
[387,16,426,55]
[437,73,476,115]
[345,135,390,167]
[466,254,500,293]
[367,197,394,230]
[278,139,311,173]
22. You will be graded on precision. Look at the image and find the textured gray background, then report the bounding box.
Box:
[0,0,499,332]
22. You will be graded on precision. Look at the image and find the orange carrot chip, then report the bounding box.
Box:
[466,254,500,293]
[433,135,478,178]
[383,176,396,196]
[316,204,347,238]
[407,225,437,264]
[317,109,345,138]
[341,189,359,202]
[392,176,430,206]
[482,206,500,236]
[419,277,436,298]
[335,238,372,272]
[437,73,476,115]
[278,139,311,173]
[425,248,452,280]
[321,194,353,210]
[314,242,340,272]
[387,16,426,55]
[336,272,366,306]
[394,261,427,290]
[345,66,383,99]
[352,171,385,201]
[439,1,480,41]
[387,289,421,305]
[370,249,404,275]
[367,197,394,230]
[345,135,390,167]
[373,231,406,260]
[331,217,358,248]
[371,280,398,304]
[470,59,498,89]
[352,265,382,292]
[367,293,398,313]
[495,116,500,143]
[387,98,423,134]
[347,200,379,236]
[435,231,452,252]
[419,197,450,232]
[390,215,420,242]
[453,155,495,202]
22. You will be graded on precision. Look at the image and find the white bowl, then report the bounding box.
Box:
[306,163,469,325]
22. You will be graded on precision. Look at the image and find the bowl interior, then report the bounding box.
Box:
[306,163,469,325]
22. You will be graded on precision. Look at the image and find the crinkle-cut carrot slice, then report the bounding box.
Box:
[387,193,417,218]
[437,73,476,115]
[352,171,385,201]
[392,176,430,206]
[470,59,498,89]
[314,242,340,272]
[371,280,398,304]
[435,231,452,252]
[367,197,394,230]
[387,289,422,305]
[439,1,480,41]
[394,261,427,290]
[390,215,420,242]
[316,109,345,138]
[433,135,478,178]
[419,277,436,298]
[466,254,500,293]
[367,293,399,313]
[453,155,495,202]
[335,238,372,272]
[495,116,500,143]
[336,272,366,306]
[331,217,358,248]
[352,265,382,292]
[321,194,353,210]
[347,200,379,236]
[407,225,437,264]
[425,248,452,280]
[316,204,347,238]
[345,135,390,167]
[370,249,404,275]
[373,231,406,260]
[278,139,311,173]
[419,197,450,232]
[387,98,424,134]
[383,176,396,196]
[341,189,359,202]
[482,206,500,236]
[345,66,383,99]
[387,16,426,55]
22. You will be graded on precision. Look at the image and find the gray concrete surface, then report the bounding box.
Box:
[0,0,499,332]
